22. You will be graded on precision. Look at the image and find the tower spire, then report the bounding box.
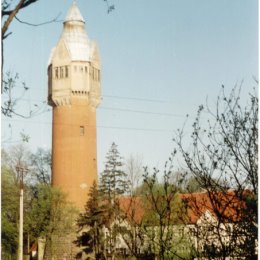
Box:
[64,0,85,24]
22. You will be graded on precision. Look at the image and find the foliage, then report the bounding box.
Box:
[1,146,31,259]
[34,186,78,260]
[1,145,77,259]
[99,143,130,258]
[141,155,190,260]
[175,85,258,259]
[1,164,20,260]
[24,184,75,242]
[100,142,129,202]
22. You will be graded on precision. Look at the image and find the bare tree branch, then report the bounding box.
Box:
[14,13,62,27]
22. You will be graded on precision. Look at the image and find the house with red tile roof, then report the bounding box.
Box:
[109,190,257,259]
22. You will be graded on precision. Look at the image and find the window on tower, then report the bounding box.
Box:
[65,66,69,77]
[55,67,58,79]
[94,68,96,80]
[60,67,64,78]
[80,126,85,136]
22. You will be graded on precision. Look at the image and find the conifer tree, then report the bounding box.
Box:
[100,142,129,202]
[76,181,105,260]
[99,142,129,259]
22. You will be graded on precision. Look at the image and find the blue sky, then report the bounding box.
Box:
[2,0,258,172]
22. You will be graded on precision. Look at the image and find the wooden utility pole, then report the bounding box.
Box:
[16,164,28,260]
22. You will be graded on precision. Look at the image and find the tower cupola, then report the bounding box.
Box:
[48,1,101,108]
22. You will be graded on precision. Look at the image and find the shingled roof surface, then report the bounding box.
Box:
[119,191,248,225]
[119,196,145,224]
[180,191,245,224]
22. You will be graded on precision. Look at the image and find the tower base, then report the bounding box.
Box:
[43,233,80,260]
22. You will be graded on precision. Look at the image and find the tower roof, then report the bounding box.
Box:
[64,1,85,24]
[48,1,99,65]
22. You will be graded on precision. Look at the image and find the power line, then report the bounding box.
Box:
[100,106,185,118]
[98,125,172,132]
[2,101,188,118]
[3,95,168,104]
[102,94,168,103]
[2,117,174,133]
[3,87,169,104]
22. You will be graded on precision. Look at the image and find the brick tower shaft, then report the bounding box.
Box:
[52,99,98,209]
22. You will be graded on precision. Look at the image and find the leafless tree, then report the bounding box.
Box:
[175,84,258,260]
[29,148,51,184]
[125,155,143,195]
[141,156,192,260]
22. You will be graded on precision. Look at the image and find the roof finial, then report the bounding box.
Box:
[64,0,85,24]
